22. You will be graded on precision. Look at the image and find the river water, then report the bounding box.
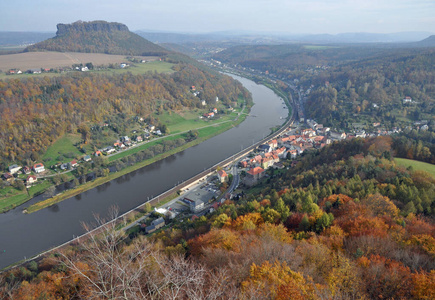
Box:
[0,75,288,269]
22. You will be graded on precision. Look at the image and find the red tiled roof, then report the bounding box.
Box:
[33,163,44,168]
[248,167,265,176]
[218,170,228,177]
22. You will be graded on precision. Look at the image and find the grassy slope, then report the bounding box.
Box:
[0,181,51,213]
[42,134,83,167]
[394,158,435,178]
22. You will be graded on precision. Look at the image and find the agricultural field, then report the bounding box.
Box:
[157,108,240,134]
[96,60,174,75]
[0,51,167,79]
[395,157,435,178]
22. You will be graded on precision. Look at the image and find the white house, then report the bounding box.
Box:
[33,163,45,173]
[8,164,22,175]
[26,175,37,185]
[403,96,412,104]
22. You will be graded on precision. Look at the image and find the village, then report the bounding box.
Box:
[0,87,233,205]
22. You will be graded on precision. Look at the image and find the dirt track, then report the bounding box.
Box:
[0,52,156,71]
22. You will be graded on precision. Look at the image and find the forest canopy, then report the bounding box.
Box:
[0,64,250,164]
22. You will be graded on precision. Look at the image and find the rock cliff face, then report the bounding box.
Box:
[56,21,129,36]
[25,20,169,56]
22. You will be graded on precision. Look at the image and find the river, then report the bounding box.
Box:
[0,74,288,269]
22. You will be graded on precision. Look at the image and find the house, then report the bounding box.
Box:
[355,130,366,138]
[272,162,285,169]
[2,173,14,182]
[217,170,228,183]
[22,166,31,174]
[203,112,214,118]
[268,139,278,149]
[145,217,165,234]
[421,125,429,131]
[8,164,22,175]
[121,136,130,142]
[403,96,412,104]
[28,68,41,74]
[239,160,249,168]
[95,150,102,157]
[83,155,92,162]
[274,147,287,158]
[70,160,78,168]
[201,100,206,106]
[33,163,45,173]
[289,149,298,159]
[136,136,143,142]
[258,144,272,153]
[261,157,275,169]
[104,146,116,155]
[301,128,316,137]
[191,86,196,91]
[26,175,37,185]
[245,167,265,186]
[213,108,218,113]
[330,131,346,140]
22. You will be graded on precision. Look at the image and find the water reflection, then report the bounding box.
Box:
[48,204,60,213]
[96,182,111,193]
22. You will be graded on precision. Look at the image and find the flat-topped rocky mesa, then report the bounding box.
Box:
[26,20,169,56]
[56,21,130,36]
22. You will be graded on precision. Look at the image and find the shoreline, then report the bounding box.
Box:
[1,73,293,272]
[24,112,248,214]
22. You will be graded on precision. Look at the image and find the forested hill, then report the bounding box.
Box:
[414,35,435,47]
[2,136,434,298]
[303,48,435,129]
[25,21,169,56]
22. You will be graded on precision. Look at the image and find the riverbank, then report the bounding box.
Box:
[0,73,289,271]
[24,112,246,214]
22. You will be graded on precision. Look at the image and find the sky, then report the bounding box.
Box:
[1,0,434,34]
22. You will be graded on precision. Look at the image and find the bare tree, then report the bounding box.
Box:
[60,206,153,299]
[59,206,238,299]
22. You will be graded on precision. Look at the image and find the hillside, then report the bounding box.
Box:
[303,48,435,129]
[25,21,169,56]
[1,137,434,299]
[414,35,435,47]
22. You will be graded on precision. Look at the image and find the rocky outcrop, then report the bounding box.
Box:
[56,21,129,36]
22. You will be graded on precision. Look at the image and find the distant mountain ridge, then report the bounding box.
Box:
[413,35,435,47]
[26,21,169,56]
[136,30,433,45]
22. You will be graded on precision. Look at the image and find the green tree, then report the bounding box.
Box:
[274,198,290,222]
